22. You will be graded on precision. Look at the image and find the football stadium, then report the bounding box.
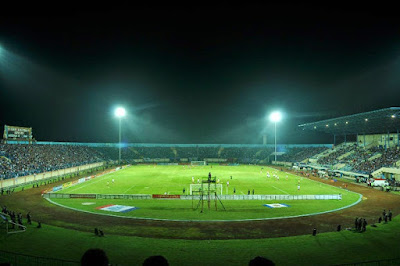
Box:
[2,108,400,265]
[1,4,400,266]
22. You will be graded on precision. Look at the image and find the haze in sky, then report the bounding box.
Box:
[0,4,399,144]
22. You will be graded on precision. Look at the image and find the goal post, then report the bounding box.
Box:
[190,184,223,195]
[191,161,207,166]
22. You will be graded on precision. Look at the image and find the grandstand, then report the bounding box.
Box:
[0,144,104,180]
[296,107,400,185]
[0,142,333,184]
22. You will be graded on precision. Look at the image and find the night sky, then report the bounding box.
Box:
[0,4,399,144]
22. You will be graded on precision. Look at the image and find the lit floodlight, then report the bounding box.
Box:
[391,114,396,118]
[115,107,126,118]
[269,111,283,163]
[114,106,126,163]
[269,111,282,122]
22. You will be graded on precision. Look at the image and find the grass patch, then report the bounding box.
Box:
[51,165,360,220]
[1,216,400,265]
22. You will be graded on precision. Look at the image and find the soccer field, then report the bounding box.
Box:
[50,165,361,221]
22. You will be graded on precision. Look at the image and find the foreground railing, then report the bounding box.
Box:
[334,257,400,266]
[44,193,342,200]
[0,250,79,266]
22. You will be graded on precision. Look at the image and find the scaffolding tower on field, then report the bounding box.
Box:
[192,175,226,213]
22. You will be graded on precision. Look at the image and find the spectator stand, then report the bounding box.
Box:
[299,107,400,180]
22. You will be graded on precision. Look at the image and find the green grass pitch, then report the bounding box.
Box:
[51,165,360,221]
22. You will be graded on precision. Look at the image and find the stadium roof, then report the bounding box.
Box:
[298,107,400,135]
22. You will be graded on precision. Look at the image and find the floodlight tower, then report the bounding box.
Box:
[114,107,126,163]
[269,111,282,162]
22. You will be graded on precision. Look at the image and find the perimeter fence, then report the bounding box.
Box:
[334,257,400,266]
[0,250,79,266]
[43,193,342,200]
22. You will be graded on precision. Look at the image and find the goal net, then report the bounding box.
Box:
[190,184,223,195]
[191,161,207,166]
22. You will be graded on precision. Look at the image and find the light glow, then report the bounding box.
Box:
[115,107,126,118]
[269,111,282,122]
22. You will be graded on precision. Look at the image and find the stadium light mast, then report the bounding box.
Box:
[115,107,126,163]
[269,111,282,162]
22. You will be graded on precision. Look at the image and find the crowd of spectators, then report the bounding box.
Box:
[97,146,332,164]
[279,147,327,162]
[0,144,277,180]
[310,144,400,174]
[3,142,399,180]
[345,148,375,165]
[350,147,400,174]
[95,146,275,163]
[317,145,356,165]
[0,144,104,180]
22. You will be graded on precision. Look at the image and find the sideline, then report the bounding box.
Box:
[45,192,362,223]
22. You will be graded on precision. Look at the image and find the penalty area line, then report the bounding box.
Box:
[123,185,136,194]
[271,185,289,195]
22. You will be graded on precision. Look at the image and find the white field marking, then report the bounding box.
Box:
[240,191,245,195]
[46,193,363,222]
[271,185,290,195]
[123,185,136,194]
[67,173,113,193]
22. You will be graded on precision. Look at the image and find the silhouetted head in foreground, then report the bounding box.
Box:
[143,255,169,266]
[81,248,109,266]
[249,256,275,266]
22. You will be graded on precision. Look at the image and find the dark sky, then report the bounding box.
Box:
[0,4,399,144]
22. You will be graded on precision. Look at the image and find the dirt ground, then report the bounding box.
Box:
[2,172,400,240]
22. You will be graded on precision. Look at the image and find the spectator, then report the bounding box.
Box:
[249,256,275,266]
[81,249,109,266]
[143,255,169,266]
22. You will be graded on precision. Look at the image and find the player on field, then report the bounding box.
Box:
[192,176,194,183]
[297,184,300,190]
[112,179,114,184]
